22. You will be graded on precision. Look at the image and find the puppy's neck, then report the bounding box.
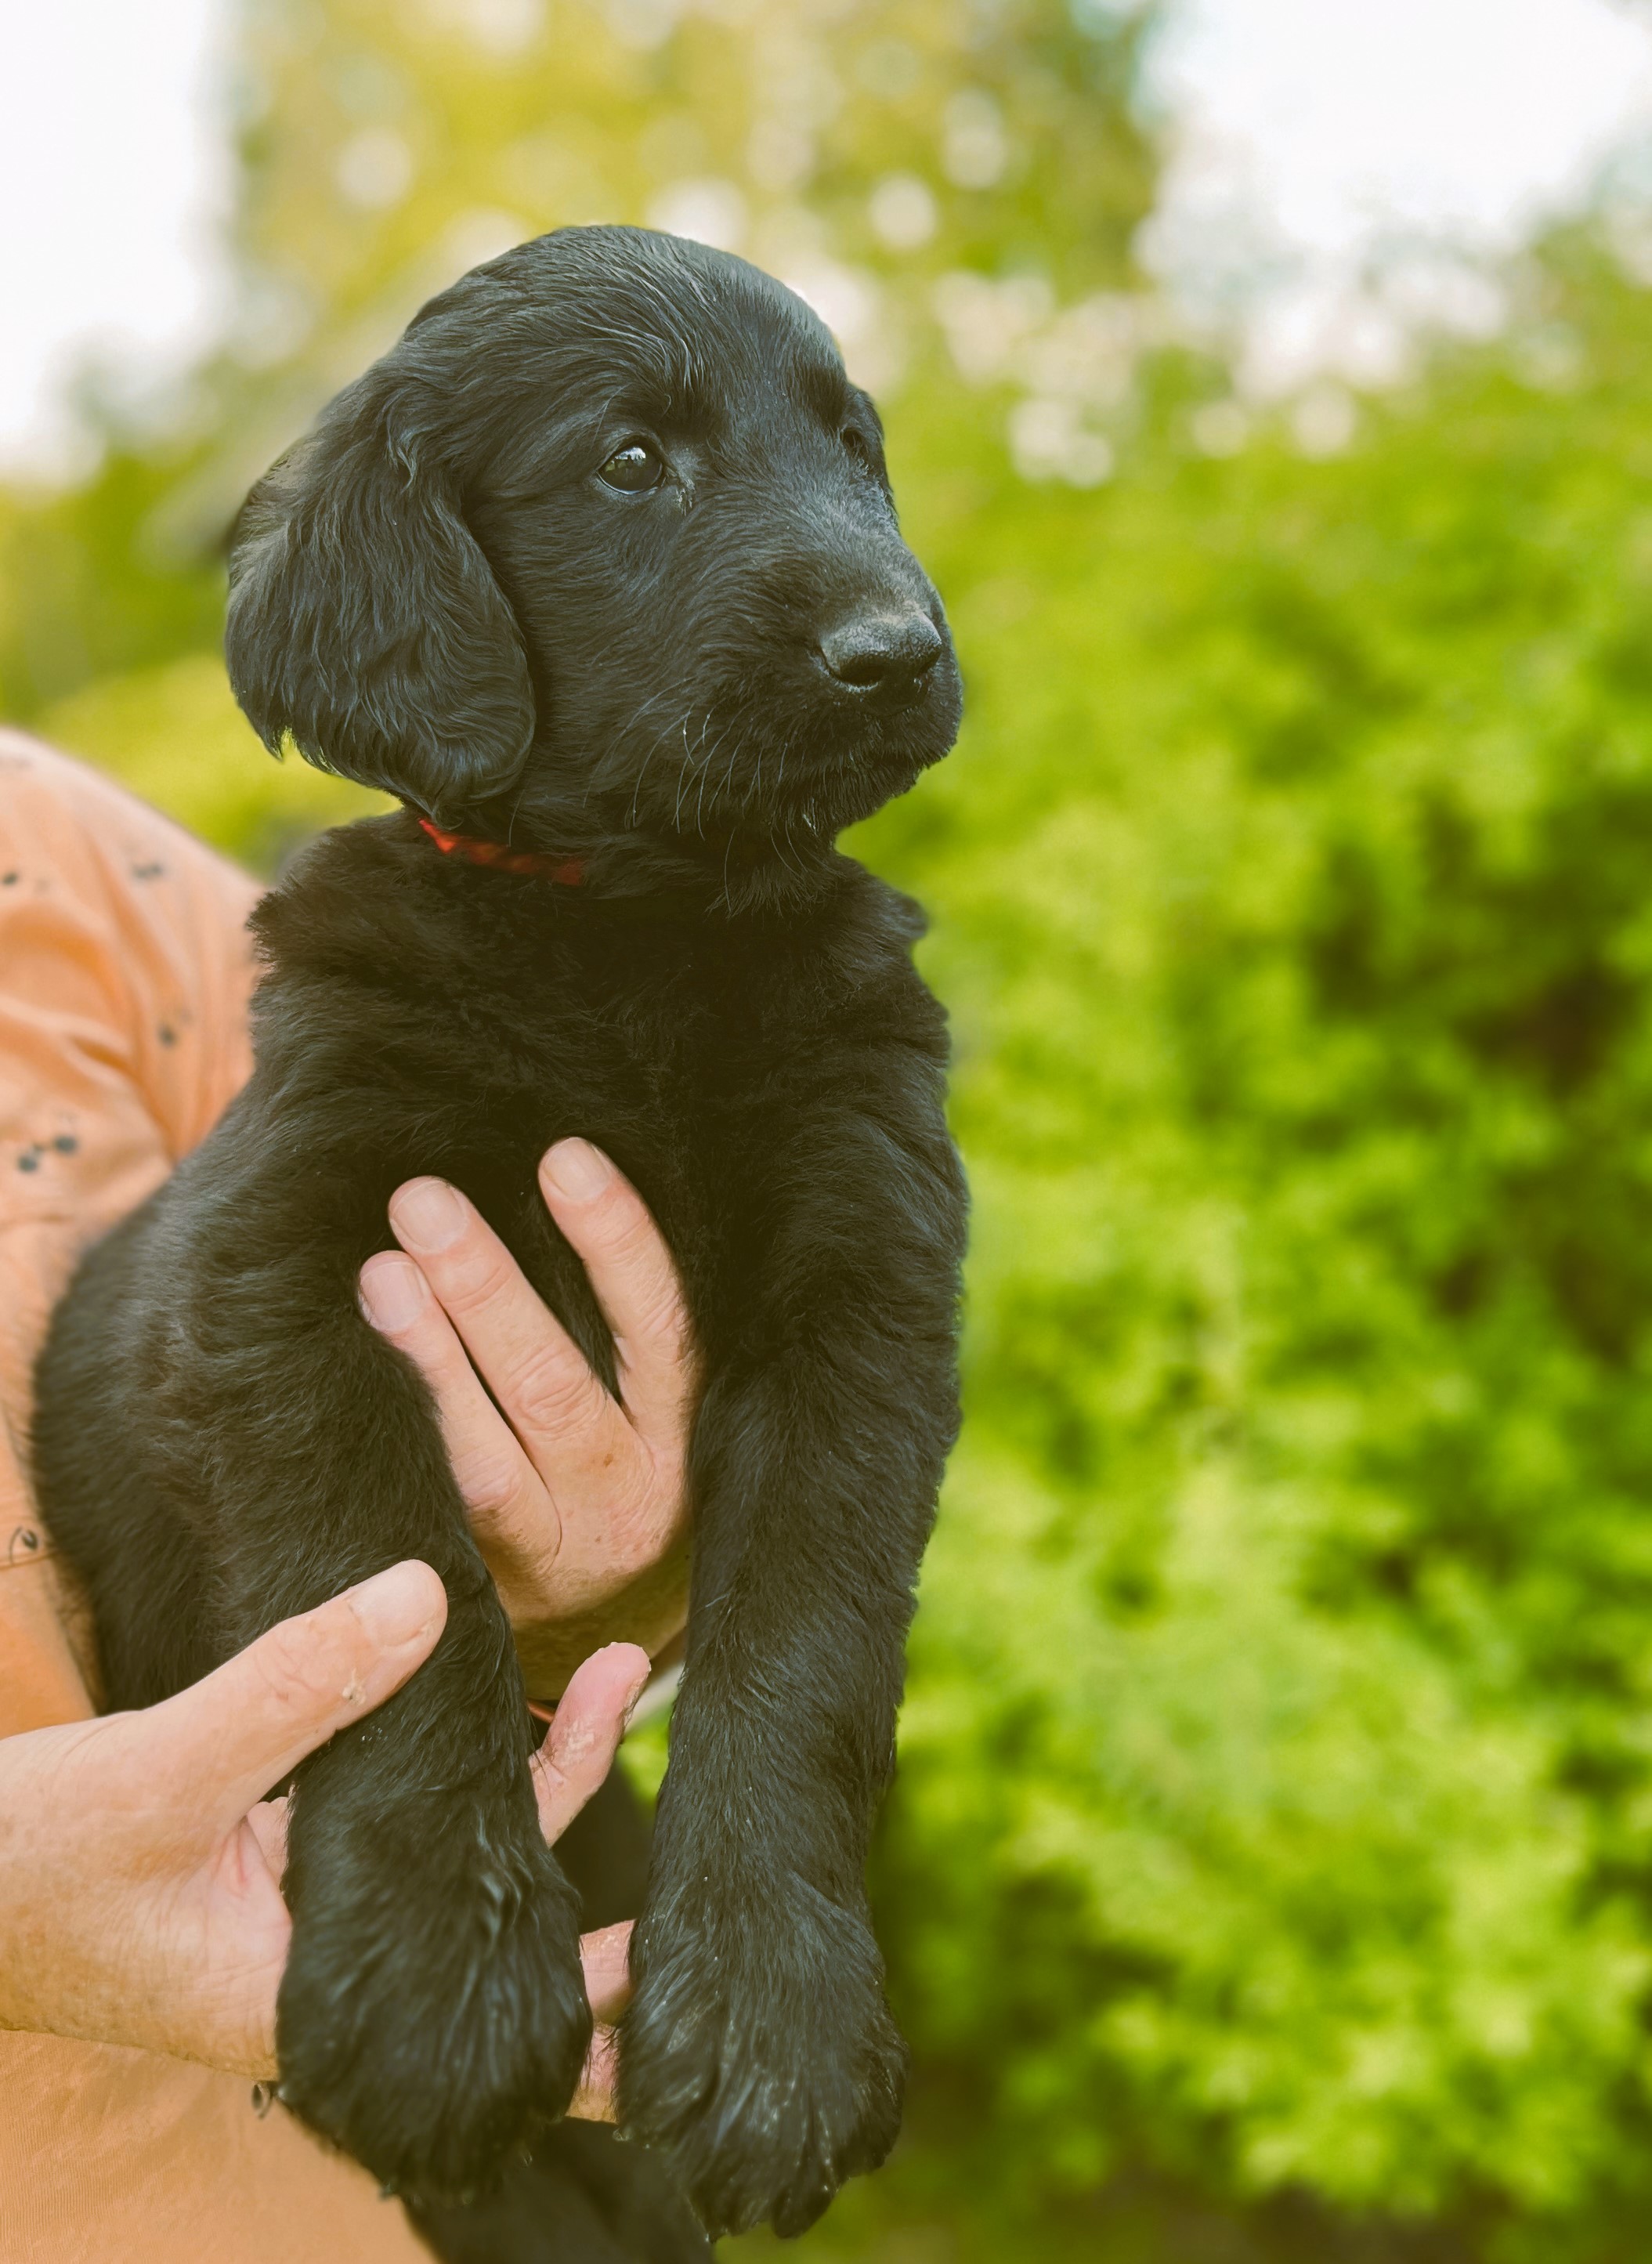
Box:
[414,802,840,920]
[416,817,586,887]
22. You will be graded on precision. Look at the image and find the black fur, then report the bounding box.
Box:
[405,1774,712,2264]
[31,226,966,2245]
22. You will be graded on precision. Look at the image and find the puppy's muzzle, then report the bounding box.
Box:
[817,609,944,713]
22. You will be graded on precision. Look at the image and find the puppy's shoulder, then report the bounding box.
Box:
[249,812,473,993]
[803,858,946,1045]
[825,856,931,969]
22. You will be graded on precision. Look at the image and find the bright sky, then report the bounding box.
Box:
[0,0,230,475]
[1149,0,1652,256]
[1141,0,1652,391]
[2,0,1652,468]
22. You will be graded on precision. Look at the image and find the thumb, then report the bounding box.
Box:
[141,1561,447,1830]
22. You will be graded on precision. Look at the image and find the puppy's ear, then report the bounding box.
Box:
[225,379,534,824]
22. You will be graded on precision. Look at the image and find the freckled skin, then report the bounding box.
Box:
[32,226,967,2251]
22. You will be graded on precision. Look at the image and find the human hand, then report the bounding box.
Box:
[358,1140,696,1697]
[0,1559,647,2107]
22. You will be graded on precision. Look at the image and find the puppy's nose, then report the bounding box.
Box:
[819,610,944,703]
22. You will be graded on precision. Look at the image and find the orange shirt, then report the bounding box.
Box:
[0,733,427,2261]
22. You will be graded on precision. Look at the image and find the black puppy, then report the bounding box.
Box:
[31,226,966,2241]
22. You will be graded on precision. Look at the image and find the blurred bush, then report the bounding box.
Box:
[17,2,1652,2260]
[851,237,1652,2259]
[39,656,390,866]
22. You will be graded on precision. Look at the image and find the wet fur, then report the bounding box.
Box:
[31,227,966,2248]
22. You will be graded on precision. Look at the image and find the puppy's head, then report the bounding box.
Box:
[227,226,961,892]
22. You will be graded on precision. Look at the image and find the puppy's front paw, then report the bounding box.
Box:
[277,1816,591,2201]
[620,1870,906,2238]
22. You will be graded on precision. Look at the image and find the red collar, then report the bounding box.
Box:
[417,816,585,887]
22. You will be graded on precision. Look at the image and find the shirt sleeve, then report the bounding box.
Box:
[0,728,262,1720]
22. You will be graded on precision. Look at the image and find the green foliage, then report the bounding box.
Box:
[839,238,1652,2252]
[37,654,391,873]
[0,450,223,718]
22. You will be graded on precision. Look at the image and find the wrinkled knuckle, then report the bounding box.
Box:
[511,1347,589,1433]
[411,1342,470,1405]
[435,1239,515,1314]
[591,1199,656,1266]
[643,1286,694,1356]
[530,1746,570,1802]
[458,1449,522,1517]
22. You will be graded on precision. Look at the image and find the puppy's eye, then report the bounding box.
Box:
[598,441,665,493]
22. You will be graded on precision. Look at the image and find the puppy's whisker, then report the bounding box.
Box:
[695,718,734,837]
[605,685,684,795]
[768,736,815,878]
[627,711,685,830]
[672,719,701,832]
[717,735,742,814]
[692,746,721,839]
[616,685,683,740]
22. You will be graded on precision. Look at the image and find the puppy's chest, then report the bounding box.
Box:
[460,939,819,1313]
[490,953,766,1145]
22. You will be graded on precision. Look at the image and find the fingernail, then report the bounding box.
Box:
[543,1139,613,1203]
[614,1647,653,1727]
[349,1561,445,1649]
[359,1253,428,1333]
[390,1177,466,1253]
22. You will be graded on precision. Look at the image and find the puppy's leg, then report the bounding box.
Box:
[620,1080,966,2237]
[273,1515,589,2201]
[408,1749,707,2262]
[32,1203,222,1709]
[154,1194,591,2200]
